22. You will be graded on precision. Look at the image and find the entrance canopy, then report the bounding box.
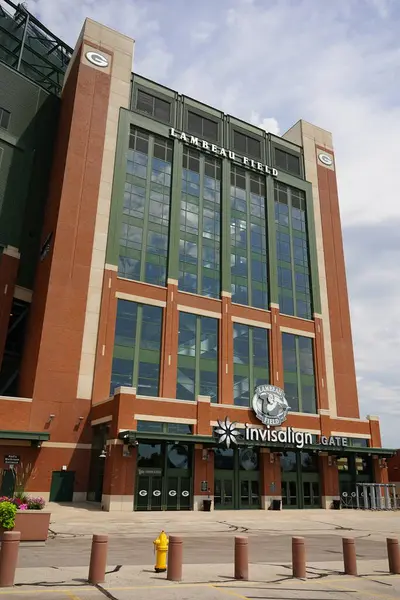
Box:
[118,430,395,458]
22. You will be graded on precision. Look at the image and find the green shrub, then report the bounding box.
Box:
[0,501,17,530]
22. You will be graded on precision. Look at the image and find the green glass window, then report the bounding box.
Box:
[0,107,10,130]
[177,312,218,402]
[282,333,316,414]
[233,323,269,406]
[179,148,221,298]
[233,130,261,159]
[275,182,312,319]
[111,300,163,397]
[274,148,301,176]
[230,166,268,309]
[136,90,171,123]
[187,111,218,142]
[118,128,173,287]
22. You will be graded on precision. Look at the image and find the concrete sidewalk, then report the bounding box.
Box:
[2,559,400,600]
[47,502,400,541]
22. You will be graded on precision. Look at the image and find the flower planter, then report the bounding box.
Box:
[0,510,51,542]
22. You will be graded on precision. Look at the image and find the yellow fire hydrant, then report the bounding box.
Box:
[153,530,169,573]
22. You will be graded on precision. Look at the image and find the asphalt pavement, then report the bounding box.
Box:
[17,532,387,568]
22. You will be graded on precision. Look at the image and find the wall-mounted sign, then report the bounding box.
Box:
[252,385,290,426]
[138,468,162,476]
[318,153,333,166]
[214,386,349,450]
[170,128,278,177]
[4,455,20,465]
[201,481,208,492]
[85,51,109,68]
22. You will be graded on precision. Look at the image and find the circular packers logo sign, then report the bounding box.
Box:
[252,385,290,426]
[85,51,109,68]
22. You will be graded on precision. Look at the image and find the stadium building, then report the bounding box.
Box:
[0,2,394,511]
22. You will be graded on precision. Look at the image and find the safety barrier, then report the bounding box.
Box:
[88,534,108,584]
[167,535,183,581]
[342,538,357,575]
[0,532,20,587]
[1,531,400,587]
[234,536,249,580]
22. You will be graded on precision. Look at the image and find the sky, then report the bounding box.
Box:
[11,0,400,446]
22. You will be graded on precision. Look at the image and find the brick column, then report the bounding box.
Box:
[372,457,389,485]
[319,454,339,509]
[314,315,329,411]
[196,396,212,435]
[319,410,331,436]
[0,247,20,368]
[193,445,214,510]
[260,448,281,509]
[368,415,382,447]
[101,441,136,511]
[160,279,179,398]
[92,266,118,402]
[269,305,283,386]
[220,292,233,404]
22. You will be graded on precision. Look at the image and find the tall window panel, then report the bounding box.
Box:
[111,300,163,397]
[179,148,221,298]
[233,323,269,406]
[118,128,173,287]
[230,167,268,309]
[275,182,312,319]
[282,333,316,413]
[177,312,218,402]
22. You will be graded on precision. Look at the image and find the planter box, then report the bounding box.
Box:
[0,510,51,542]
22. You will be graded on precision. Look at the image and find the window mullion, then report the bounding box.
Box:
[133,305,143,390]
[248,327,254,405]
[195,316,201,399]
[288,188,296,316]
[295,336,302,412]
[140,135,154,281]
[197,156,205,294]
[246,173,252,305]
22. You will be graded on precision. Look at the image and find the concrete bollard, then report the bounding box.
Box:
[292,537,306,579]
[167,535,183,581]
[88,534,108,584]
[234,536,249,581]
[387,538,400,574]
[342,537,357,576]
[0,531,21,587]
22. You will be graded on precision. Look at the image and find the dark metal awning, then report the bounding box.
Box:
[0,430,50,442]
[118,431,396,457]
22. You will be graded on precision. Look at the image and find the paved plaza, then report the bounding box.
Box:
[2,504,400,599]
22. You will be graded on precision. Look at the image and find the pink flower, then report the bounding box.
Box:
[19,504,28,511]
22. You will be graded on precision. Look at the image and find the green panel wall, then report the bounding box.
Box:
[107,91,322,322]
[0,63,59,288]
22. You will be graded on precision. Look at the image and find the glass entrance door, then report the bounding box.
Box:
[135,441,192,511]
[214,474,234,509]
[303,479,321,508]
[136,475,163,511]
[282,477,298,508]
[281,451,321,509]
[166,475,191,510]
[240,478,260,509]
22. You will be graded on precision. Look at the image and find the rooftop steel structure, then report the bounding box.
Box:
[0,0,72,95]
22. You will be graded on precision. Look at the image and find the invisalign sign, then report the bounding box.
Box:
[169,128,278,177]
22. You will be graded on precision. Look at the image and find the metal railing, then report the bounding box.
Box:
[341,483,398,510]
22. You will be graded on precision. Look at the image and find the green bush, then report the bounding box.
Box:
[0,501,17,530]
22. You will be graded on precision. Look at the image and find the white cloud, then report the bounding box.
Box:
[190,21,217,44]
[250,112,280,135]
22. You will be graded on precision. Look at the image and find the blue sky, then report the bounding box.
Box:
[15,0,400,445]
